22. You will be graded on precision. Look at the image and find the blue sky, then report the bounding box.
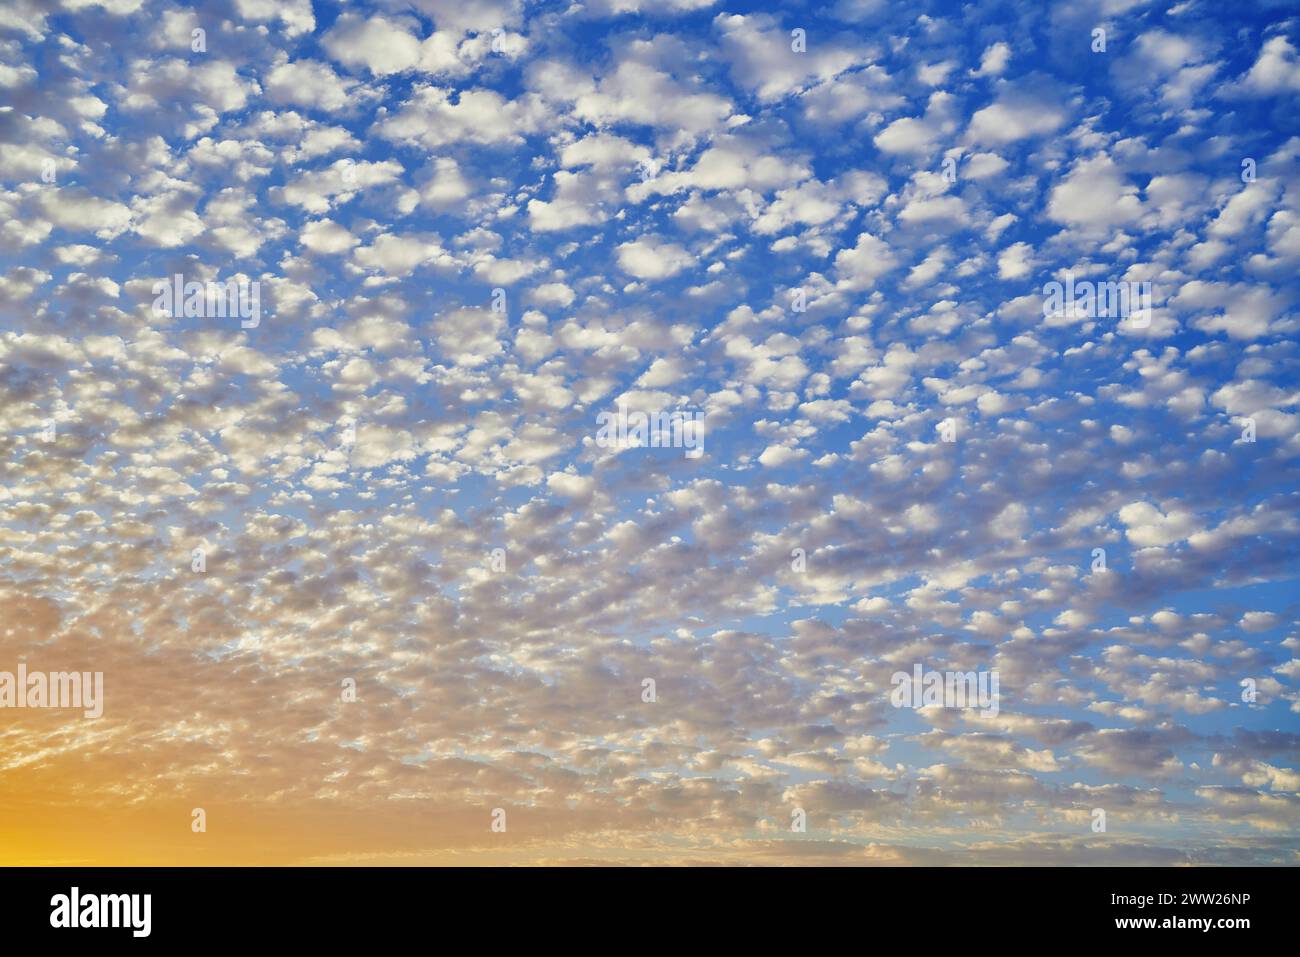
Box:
[1,0,1298,864]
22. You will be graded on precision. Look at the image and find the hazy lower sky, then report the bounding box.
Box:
[1,0,1298,865]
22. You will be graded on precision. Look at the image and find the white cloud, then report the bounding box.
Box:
[1047,154,1143,228]
[300,219,359,254]
[616,238,694,279]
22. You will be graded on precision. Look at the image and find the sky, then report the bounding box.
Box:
[1,0,1298,866]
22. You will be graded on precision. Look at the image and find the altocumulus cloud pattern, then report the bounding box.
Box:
[1,0,1298,867]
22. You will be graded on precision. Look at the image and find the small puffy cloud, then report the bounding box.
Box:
[973,41,1011,77]
[528,283,575,308]
[1172,281,1289,340]
[966,80,1070,145]
[997,242,1034,280]
[1118,502,1200,547]
[1047,154,1143,228]
[715,12,869,102]
[234,0,315,36]
[300,219,359,254]
[263,57,358,112]
[873,91,958,155]
[353,233,446,276]
[1227,36,1300,96]
[834,232,896,290]
[375,85,550,148]
[323,15,424,76]
[275,159,404,214]
[989,502,1029,539]
[432,306,505,366]
[758,444,807,467]
[616,238,694,280]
